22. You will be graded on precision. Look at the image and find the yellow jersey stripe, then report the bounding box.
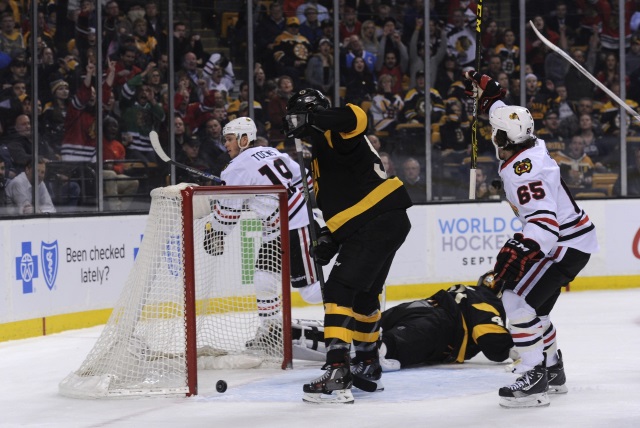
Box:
[324,129,333,148]
[456,316,469,363]
[339,104,368,139]
[472,323,508,342]
[325,326,353,343]
[325,303,355,317]
[353,311,381,323]
[472,302,501,317]
[353,331,380,342]
[327,177,404,231]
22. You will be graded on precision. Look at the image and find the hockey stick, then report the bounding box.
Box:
[149,131,223,184]
[530,20,640,123]
[469,0,484,199]
[294,138,325,292]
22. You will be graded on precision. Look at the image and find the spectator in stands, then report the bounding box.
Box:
[0,157,8,210]
[376,19,408,91]
[343,56,376,106]
[376,50,406,95]
[283,0,305,18]
[173,115,190,147]
[132,17,159,65]
[495,28,519,75]
[360,20,379,57]
[172,21,205,70]
[103,0,126,57]
[403,70,445,125]
[626,36,640,78]
[299,5,323,48]
[613,146,640,196]
[546,1,579,35]
[475,164,500,200]
[267,75,295,146]
[3,58,29,90]
[175,135,214,185]
[203,53,235,98]
[0,11,24,53]
[176,51,212,104]
[434,97,470,166]
[2,114,56,175]
[594,53,629,104]
[253,63,270,105]
[144,0,164,43]
[434,54,461,101]
[486,54,503,80]
[564,34,598,102]
[296,0,329,25]
[549,84,574,121]
[255,2,286,76]
[537,110,565,156]
[378,151,396,176]
[40,76,71,155]
[272,17,312,88]
[102,116,139,211]
[339,6,361,42]
[526,15,558,79]
[228,81,265,127]
[576,113,610,173]
[410,18,447,88]
[6,156,56,214]
[401,157,426,203]
[113,45,142,91]
[445,8,476,68]
[370,74,404,132]
[357,0,377,24]
[368,133,382,153]
[552,134,595,190]
[305,38,334,95]
[524,73,550,130]
[343,35,376,75]
[198,117,229,177]
[559,97,602,139]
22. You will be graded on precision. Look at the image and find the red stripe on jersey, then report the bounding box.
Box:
[213,206,241,221]
[544,331,557,344]
[576,214,590,228]
[512,332,536,339]
[516,247,562,296]
[301,227,316,283]
[288,192,303,210]
[531,217,559,227]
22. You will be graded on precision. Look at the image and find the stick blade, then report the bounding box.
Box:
[149,131,170,162]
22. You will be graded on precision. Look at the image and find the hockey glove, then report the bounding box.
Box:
[310,227,339,266]
[493,233,543,283]
[464,70,506,113]
[203,222,225,256]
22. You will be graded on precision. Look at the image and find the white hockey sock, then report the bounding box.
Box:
[254,270,281,320]
[540,315,559,366]
[503,290,544,373]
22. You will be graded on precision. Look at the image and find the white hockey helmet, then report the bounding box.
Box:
[223,116,257,150]
[489,105,535,149]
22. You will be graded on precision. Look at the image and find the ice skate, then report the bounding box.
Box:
[547,349,568,394]
[499,364,550,408]
[351,357,384,392]
[302,361,354,404]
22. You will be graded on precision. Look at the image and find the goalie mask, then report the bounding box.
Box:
[223,117,257,152]
[489,106,535,158]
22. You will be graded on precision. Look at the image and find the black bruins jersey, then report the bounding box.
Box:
[308,103,413,242]
[380,285,512,366]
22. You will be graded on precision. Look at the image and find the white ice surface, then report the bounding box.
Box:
[1,289,639,428]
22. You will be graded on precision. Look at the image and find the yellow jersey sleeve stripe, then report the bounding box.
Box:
[455,316,469,363]
[472,323,508,342]
[353,331,380,343]
[325,326,353,343]
[324,129,333,148]
[324,303,355,317]
[472,302,501,316]
[339,104,368,139]
[327,177,404,231]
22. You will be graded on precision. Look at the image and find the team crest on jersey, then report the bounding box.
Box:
[513,158,532,176]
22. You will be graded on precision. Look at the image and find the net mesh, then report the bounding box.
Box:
[59,184,288,398]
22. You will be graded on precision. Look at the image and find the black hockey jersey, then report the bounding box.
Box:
[380,285,513,367]
[307,103,413,242]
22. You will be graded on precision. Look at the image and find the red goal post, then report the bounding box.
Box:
[59,184,292,398]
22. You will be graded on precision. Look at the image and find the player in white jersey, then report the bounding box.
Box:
[465,71,599,408]
[204,117,323,347]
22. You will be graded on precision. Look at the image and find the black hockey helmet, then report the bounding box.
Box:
[286,88,331,114]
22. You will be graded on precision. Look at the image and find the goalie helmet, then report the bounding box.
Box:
[477,270,502,297]
[286,88,331,114]
[489,106,535,155]
[223,116,257,150]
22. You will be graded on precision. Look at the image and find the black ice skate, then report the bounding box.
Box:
[351,357,384,392]
[547,349,568,394]
[302,361,354,404]
[499,364,550,408]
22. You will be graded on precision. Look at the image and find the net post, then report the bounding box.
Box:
[277,186,293,369]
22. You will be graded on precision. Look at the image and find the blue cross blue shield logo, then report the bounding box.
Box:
[41,240,59,290]
[15,242,39,294]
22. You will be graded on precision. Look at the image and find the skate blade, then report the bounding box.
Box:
[549,384,568,394]
[302,389,354,404]
[353,376,384,392]
[499,392,550,408]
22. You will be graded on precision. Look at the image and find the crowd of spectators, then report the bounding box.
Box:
[1,0,640,215]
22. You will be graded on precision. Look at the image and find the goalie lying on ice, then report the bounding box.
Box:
[293,272,514,369]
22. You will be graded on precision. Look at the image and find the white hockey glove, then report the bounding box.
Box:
[203,222,225,256]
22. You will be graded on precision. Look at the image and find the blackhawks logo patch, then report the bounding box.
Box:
[513,158,532,175]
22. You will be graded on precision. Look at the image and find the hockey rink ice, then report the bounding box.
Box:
[2,288,639,427]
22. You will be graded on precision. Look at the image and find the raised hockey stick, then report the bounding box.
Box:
[149,131,223,184]
[294,138,325,292]
[469,0,484,199]
[530,20,640,123]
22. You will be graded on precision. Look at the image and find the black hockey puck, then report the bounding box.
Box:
[216,380,227,393]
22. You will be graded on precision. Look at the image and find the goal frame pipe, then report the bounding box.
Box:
[181,185,293,395]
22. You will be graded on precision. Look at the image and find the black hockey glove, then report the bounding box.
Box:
[464,70,506,113]
[283,112,314,139]
[203,222,225,256]
[493,233,543,283]
[310,227,339,266]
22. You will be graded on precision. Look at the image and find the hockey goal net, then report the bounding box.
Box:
[59,184,292,398]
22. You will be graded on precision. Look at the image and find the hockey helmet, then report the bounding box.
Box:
[286,88,331,114]
[477,270,502,296]
[489,105,535,153]
[223,116,257,151]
